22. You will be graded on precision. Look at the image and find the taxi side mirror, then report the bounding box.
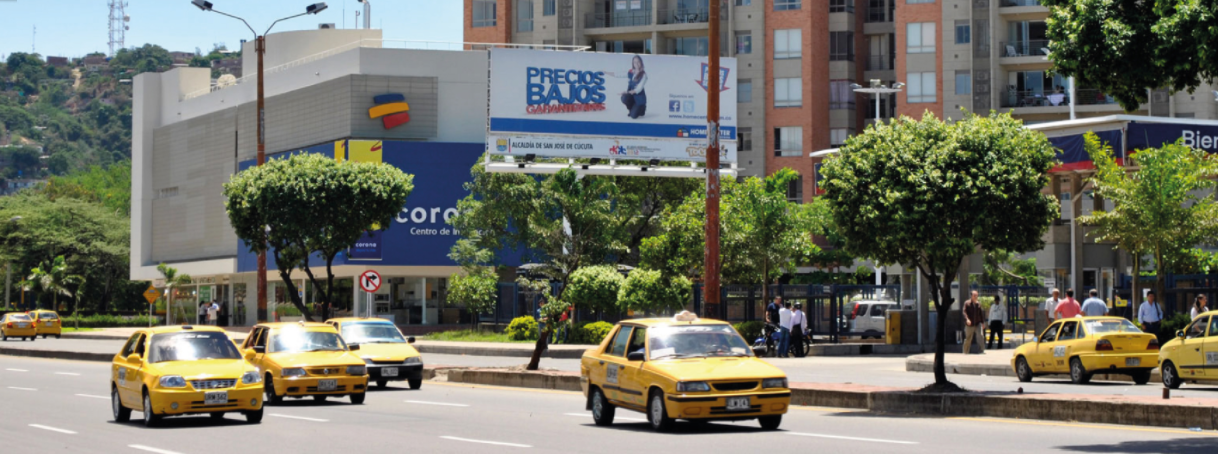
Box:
[407,336,416,344]
[627,351,646,362]
[126,354,142,364]
[244,349,257,360]
[252,345,266,354]
[348,343,361,351]
[1177,330,1186,339]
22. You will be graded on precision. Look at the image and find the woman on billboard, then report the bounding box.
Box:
[620,55,648,119]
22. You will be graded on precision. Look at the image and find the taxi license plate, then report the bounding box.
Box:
[1125,358,1140,367]
[382,367,399,377]
[16,323,27,328]
[725,397,751,411]
[45,322,52,327]
[318,379,338,391]
[204,391,228,405]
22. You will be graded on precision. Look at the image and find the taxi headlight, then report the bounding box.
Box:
[241,371,261,385]
[346,365,366,376]
[159,375,186,388]
[762,378,788,389]
[404,356,422,365]
[281,368,306,378]
[676,381,710,393]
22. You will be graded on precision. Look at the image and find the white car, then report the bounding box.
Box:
[846,301,899,339]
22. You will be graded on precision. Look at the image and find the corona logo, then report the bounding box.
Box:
[368,93,411,129]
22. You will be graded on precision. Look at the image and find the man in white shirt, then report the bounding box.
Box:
[1041,288,1061,323]
[1080,289,1108,317]
[790,303,808,357]
[207,301,219,326]
[1138,291,1164,336]
[778,303,793,358]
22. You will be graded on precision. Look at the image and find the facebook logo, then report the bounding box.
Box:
[669,100,681,112]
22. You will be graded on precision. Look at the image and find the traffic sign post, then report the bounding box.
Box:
[143,285,160,327]
[359,270,382,318]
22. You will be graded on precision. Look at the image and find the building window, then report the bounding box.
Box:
[736,0,752,5]
[775,0,801,10]
[671,36,710,56]
[543,0,556,16]
[739,128,753,152]
[829,0,854,12]
[955,70,971,95]
[907,72,936,103]
[906,22,935,53]
[787,176,804,203]
[472,0,497,27]
[955,20,970,44]
[906,0,933,4]
[830,80,854,110]
[738,79,753,103]
[830,31,854,61]
[830,129,849,147]
[774,127,803,157]
[596,40,652,54]
[736,31,752,54]
[517,0,534,32]
[867,0,887,22]
[774,77,802,107]
[774,29,802,59]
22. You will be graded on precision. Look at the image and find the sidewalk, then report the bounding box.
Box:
[904,350,1162,383]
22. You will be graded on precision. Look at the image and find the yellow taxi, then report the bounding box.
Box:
[1159,310,1218,389]
[580,312,790,432]
[29,310,61,339]
[110,325,264,427]
[2,313,38,341]
[326,318,424,389]
[1012,316,1159,384]
[240,322,369,404]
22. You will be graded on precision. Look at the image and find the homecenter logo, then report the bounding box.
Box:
[368,93,411,129]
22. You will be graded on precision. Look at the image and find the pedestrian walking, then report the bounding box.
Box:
[1054,289,1082,319]
[962,291,985,354]
[1138,291,1164,337]
[778,302,793,358]
[1080,289,1108,317]
[1041,288,1061,324]
[987,294,1007,350]
[208,301,219,326]
[791,303,807,357]
[1191,295,1209,320]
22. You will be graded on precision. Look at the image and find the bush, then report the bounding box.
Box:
[506,315,539,341]
[60,314,158,328]
[569,321,614,345]
[733,321,765,343]
[617,269,692,315]
[565,266,624,314]
[274,304,303,317]
[1158,312,1193,344]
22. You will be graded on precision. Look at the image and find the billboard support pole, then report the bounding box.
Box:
[705,0,722,314]
[255,34,269,324]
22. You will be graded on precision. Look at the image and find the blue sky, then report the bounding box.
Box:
[0,0,462,59]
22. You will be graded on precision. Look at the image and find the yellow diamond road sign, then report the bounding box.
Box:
[143,285,160,305]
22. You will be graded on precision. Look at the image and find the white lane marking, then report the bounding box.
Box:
[440,436,531,448]
[564,412,647,422]
[76,394,109,399]
[787,432,918,445]
[269,413,329,422]
[55,372,81,376]
[6,368,29,372]
[7,387,37,391]
[29,424,76,434]
[129,445,185,454]
[405,400,470,407]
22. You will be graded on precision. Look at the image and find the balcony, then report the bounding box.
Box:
[1001,40,1050,57]
[866,6,887,22]
[1001,89,1118,108]
[585,10,652,29]
[866,54,891,71]
[657,6,727,25]
[1000,0,1041,6]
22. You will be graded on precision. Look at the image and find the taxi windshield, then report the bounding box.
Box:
[9,314,30,321]
[341,323,406,344]
[148,332,241,363]
[1084,319,1143,334]
[648,325,753,360]
[271,330,347,353]
[36,312,58,320]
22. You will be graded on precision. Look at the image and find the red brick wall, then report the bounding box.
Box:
[464,0,512,48]
[895,0,943,119]
[765,0,828,203]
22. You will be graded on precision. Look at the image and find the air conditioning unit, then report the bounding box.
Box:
[319,23,335,29]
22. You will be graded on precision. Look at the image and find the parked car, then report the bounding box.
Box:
[844,300,899,339]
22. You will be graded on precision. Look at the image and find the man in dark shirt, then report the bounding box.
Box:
[962,291,986,354]
[766,296,782,326]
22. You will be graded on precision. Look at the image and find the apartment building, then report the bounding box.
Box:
[464,0,886,202]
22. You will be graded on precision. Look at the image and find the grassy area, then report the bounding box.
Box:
[424,330,533,343]
[60,327,99,333]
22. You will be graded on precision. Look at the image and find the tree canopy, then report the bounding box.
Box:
[564,265,626,315]
[819,111,1059,386]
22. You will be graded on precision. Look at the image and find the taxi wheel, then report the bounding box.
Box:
[111,386,131,422]
[408,378,423,390]
[244,408,263,424]
[758,415,782,430]
[590,388,615,426]
[264,374,283,404]
[647,390,674,432]
[1162,362,1183,389]
[1015,357,1034,383]
[55,334,61,339]
[142,391,163,427]
[375,379,388,389]
[1131,370,1151,385]
[209,412,225,420]
[350,392,367,405]
[1069,358,1092,384]
[313,395,327,402]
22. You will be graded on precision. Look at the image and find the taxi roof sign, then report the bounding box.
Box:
[673,311,698,323]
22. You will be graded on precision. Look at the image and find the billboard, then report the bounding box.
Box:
[488,48,737,163]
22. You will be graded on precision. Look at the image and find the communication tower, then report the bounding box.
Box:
[108,1,130,57]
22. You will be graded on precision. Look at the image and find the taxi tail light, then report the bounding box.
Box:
[5,322,11,328]
[1095,339,1114,351]
[1147,338,1160,350]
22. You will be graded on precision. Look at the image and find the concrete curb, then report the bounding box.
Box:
[0,347,113,363]
[414,344,587,359]
[904,356,1163,384]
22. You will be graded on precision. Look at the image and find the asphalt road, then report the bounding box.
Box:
[0,356,1214,454]
[9,338,1218,399]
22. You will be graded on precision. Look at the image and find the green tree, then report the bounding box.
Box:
[565,265,625,316]
[447,268,499,327]
[156,263,192,325]
[1079,132,1218,309]
[223,153,414,321]
[43,162,132,216]
[981,250,1043,286]
[819,112,1059,387]
[617,269,692,315]
[27,256,84,317]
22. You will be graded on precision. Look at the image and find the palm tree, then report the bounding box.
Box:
[27,256,84,327]
[157,263,192,326]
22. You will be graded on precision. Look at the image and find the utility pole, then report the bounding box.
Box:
[704,0,722,315]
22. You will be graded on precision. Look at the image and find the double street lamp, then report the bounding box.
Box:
[851,80,904,123]
[191,1,328,323]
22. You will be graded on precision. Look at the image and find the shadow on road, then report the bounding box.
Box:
[576,420,770,435]
[1057,438,1217,454]
[107,416,254,430]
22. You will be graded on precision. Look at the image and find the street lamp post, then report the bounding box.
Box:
[191,1,328,323]
[851,80,904,124]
